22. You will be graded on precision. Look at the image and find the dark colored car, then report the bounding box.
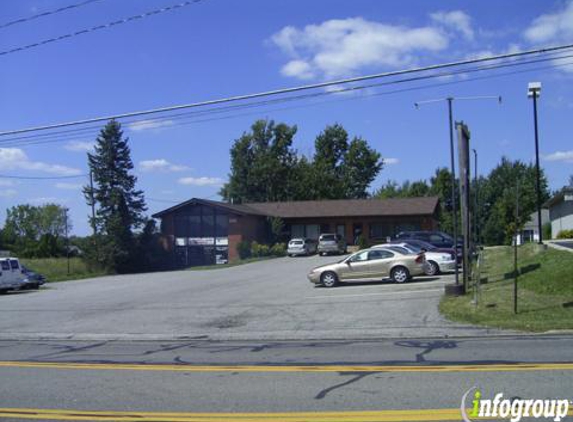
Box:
[395,231,462,261]
[20,265,47,290]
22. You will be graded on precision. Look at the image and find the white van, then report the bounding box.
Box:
[0,257,26,293]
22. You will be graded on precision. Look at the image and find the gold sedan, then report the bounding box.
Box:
[307,247,426,287]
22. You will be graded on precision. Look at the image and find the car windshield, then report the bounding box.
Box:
[320,234,336,241]
[289,240,303,245]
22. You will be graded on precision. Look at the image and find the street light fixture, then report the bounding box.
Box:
[415,95,501,287]
[528,82,543,244]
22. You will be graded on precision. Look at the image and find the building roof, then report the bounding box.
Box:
[152,197,440,219]
[544,187,573,209]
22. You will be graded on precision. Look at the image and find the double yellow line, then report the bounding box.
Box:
[0,407,478,421]
[0,361,572,373]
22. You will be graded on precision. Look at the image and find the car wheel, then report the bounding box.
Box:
[320,271,338,288]
[425,261,440,276]
[391,266,410,283]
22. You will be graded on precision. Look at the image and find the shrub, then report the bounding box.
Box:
[356,235,369,250]
[251,241,271,257]
[236,240,252,260]
[556,229,573,239]
[270,242,286,257]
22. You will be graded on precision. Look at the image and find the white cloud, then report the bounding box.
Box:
[178,176,224,186]
[543,150,573,163]
[524,1,573,43]
[139,159,189,172]
[384,157,399,165]
[64,141,94,152]
[430,10,474,40]
[128,119,174,132]
[55,182,83,190]
[0,148,82,176]
[0,189,17,198]
[0,179,15,187]
[270,17,449,80]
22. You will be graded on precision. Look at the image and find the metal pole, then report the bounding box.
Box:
[473,149,478,246]
[448,98,460,286]
[514,179,520,314]
[532,94,543,244]
[65,208,70,276]
[89,169,99,261]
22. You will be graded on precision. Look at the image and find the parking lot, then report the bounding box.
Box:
[0,255,503,340]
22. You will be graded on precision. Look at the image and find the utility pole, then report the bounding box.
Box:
[89,169,99,260]
[514,179,520,314]
[472,149,479,246]
[457,122,471,292]
[415,95,501,290]
[65,207,70,276]
[528,82,543,244]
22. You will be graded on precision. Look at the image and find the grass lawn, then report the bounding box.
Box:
[20,257,107,282]
[440,243,573,332]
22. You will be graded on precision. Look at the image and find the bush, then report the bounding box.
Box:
[270,242,286,257]
[251,241,270,257]
[556,229,573,239]
[356,235,369,250]
[236,240,252,260]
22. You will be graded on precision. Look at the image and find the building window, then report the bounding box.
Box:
[369,223,391,240]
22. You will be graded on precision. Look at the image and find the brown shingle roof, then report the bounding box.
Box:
[152,197,439,219]
[243,197,439,218]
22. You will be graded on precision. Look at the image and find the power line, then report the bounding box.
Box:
[1,50,573,149]
[2,43,573,137]
[0,173,88,180]
[0,0,104,30]
[0,0,203,57]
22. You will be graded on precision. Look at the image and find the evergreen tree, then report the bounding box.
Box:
[84,120,146,272]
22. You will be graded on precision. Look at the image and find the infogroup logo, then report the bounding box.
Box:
[461,387,571,422]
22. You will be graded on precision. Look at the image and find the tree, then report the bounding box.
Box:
[84,120,147,272]
[480,157,550,245]
[2,203,70,257]
[312,124,383,199]
[221,120,299,203]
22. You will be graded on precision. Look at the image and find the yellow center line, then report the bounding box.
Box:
[0,407,477,421]
[0,361,572,373]
[0,407,571,422]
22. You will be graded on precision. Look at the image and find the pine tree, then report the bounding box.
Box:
[84,120,146,272]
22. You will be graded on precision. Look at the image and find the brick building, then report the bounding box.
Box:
[152,197,440,267]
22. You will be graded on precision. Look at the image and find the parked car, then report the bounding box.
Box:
[20,265,47,290]
[0,257,28,293]
[390,239,459,266]
[287,238,317,256]
[317,233,347,256]
[395,231,462,260]
[307,247,425,287]
[372,242,456,276]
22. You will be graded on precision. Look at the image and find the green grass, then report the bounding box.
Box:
[20,257,107,282]
[185,256,278,271]
[440,243,573,332]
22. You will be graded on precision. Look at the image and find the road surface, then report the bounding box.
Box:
[0,336,571,421]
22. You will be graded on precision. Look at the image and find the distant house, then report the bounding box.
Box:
[544,187,573,239]
[152,197,440,267]
[519,209,549,243]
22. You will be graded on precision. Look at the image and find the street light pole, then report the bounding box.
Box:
[415,95,501,288]
[528,82,543,244]
[447,98,459,286]
[472,148,478,246]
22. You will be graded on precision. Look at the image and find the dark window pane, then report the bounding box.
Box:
[188,215,201,237]
[215,214,228,237]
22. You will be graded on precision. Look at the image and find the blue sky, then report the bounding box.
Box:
[1,0,573,235]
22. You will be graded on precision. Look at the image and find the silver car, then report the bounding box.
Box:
[317,233,347,256]
[372,243,456,276]
[287,238,317,256]
[307,247,426,287]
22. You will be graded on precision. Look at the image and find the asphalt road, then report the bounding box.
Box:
[0,336,571,421]
[0,255,502,341]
